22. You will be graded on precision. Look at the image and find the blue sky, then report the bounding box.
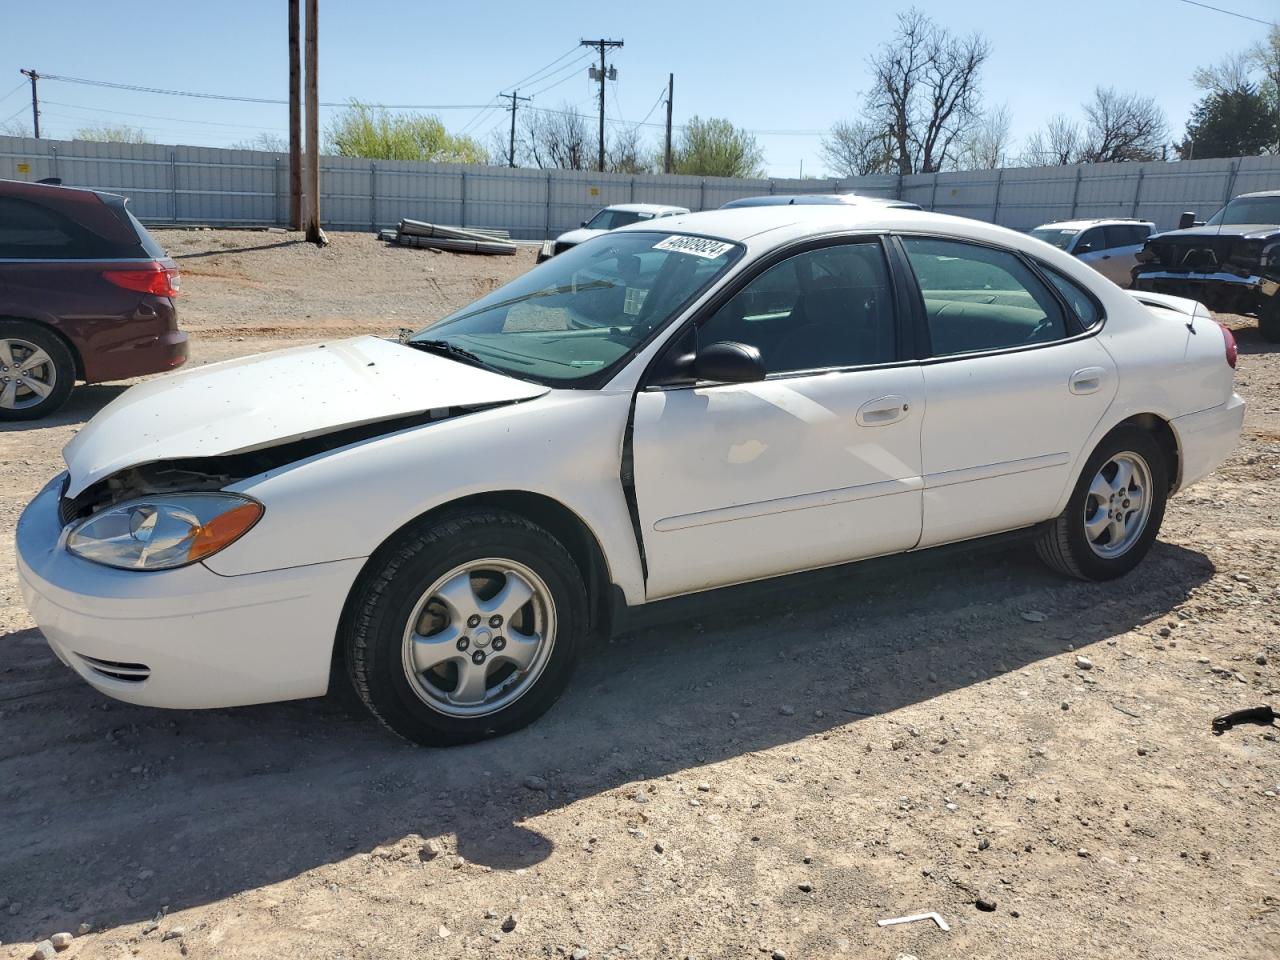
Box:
[0,0,1274,176]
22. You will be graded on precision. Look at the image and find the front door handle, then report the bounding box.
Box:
[1069,367,1105,395]
[857,395,910,426]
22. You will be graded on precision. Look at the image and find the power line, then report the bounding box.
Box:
[1172,0,1276,26]
[505,44,588,91]
[0,80,28,107]
[524,53,592,99]
[42,99,288,131]
[38,72,493,109]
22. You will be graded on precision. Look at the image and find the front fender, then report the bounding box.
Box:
[205,390,647,605]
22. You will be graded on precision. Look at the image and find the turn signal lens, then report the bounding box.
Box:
[67,493,262,570]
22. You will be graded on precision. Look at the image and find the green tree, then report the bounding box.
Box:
[1179,84,1279,159]
[74,124,152,144]
[671,116,764,178]
[326,101,487,163]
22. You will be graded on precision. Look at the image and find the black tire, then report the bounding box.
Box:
[1259,297,1280,344]
[0,319,75,421]
[1036,426,1169,581]
[343,509,588,746]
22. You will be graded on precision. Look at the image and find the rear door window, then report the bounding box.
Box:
[901,236,1068,356]
[1076,227,1109,252]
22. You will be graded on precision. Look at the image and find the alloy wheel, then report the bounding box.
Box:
[0,338,57,411]
[1083,452,1153,559]
[400,558,556,718]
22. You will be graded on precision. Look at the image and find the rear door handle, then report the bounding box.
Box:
[856,395,910,426]
[1069,367,1105,395]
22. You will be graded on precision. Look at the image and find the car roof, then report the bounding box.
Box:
[1033,218,1154,230]
[612,204,1051,256]
[1236,190,1280,200]
[602,202,689,214]
[0,177,123,205]
[721,193,921,210]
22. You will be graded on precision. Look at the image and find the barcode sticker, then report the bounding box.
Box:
[653,235,734,259]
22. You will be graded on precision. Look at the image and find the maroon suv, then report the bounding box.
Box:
[0,179,187,420]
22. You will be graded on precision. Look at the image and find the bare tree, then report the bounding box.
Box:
[1021,114,1085,166]
[1192,54,1255,94]
[0,118,32,138]
[820,119,894,176]
[607,124,650,174]
[864,7,991,174]
[1079,87,1168,163]
[956,104,1012,170]
[519,104,591,170]
[231,132,288,152]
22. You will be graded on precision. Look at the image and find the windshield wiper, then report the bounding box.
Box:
[405,338,508,375]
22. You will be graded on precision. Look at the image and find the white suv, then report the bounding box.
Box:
[1029,219,1156,288]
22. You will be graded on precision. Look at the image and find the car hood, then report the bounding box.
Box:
[555,227,606,246]
[1151,224,1278,241]
[62,336,549,497]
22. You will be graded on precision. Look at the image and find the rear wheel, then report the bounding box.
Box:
[0,320,75,421]
[1259,296,1280,344]
[1036,426,1168,581]
[343,509,588,746]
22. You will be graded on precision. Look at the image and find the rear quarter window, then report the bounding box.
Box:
[0,196,123,259]
[1040,264,1103,330]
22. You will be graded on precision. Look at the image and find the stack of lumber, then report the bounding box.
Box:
[379,219,516,256]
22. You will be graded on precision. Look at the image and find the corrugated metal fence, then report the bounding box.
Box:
[2,135,1278,239]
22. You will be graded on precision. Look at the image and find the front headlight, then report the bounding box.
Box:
[67,493,263,571]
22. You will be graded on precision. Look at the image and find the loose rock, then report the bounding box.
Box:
[523,775,549,791]
[30,942,56,960]
[501,914,518,933]
[572,950,590,960]
[976,896,998,912]
[779,705,795,716]
[162,928,185,942]
[49,932,72,950]
[1075,655,1094,671]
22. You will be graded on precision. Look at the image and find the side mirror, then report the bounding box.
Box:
[581,220,589,227]
[695,341,766,384]
[1178,211,1197,230]
[1074,243,1092,255]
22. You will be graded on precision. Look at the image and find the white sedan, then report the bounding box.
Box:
[16,207,1245,745]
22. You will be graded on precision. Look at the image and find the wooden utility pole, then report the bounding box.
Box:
[287,0,301,229]
[19,69,40,139]
[663,73,674,174]
[501,90,530,167]
[580,38,623,172]
[304,0,325,245]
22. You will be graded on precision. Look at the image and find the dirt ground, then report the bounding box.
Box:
[1,230,1277,960]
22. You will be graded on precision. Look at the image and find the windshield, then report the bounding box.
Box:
[1205,196,1280,227]
[584,208,655,230]
[1029,228,1079,251]
[412,232,741,386]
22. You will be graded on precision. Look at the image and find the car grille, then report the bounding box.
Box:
[76,654,151,684]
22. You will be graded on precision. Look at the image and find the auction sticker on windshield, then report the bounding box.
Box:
[653,235,735,259]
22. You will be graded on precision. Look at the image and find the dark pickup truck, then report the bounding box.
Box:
[1131,190,1280,342]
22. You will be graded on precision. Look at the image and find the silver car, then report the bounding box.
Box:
[1029,219,1155,288]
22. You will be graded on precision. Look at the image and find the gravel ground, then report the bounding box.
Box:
[1,231,1277,960]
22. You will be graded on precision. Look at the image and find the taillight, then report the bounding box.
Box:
[1219,323,1237,369]
[103,262,180,298]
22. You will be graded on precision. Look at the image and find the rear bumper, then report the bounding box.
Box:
[15,474,363,709]
[1171,393,1246,491]
[80,296,189,383]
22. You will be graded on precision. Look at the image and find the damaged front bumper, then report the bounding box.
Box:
[16,474,364,709]
[1131,269,1279,311]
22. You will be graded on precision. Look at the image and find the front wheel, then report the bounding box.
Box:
[343,510,588,746]
[1036,426,1169,581]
